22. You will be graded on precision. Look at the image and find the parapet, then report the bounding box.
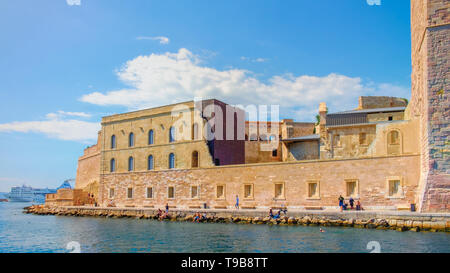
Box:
[357,96,407,110]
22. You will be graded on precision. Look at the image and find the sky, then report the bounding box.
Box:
[0,0,412,191]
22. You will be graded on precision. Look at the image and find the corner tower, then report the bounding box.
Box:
[410,0,449,212]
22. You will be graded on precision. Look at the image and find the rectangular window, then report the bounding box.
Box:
[359,133,367,145]
[146,187,153,199]
[109,188,115,199]
[272,149,278,157]
[333,134,341,147]
[216,185,225,199]
[191,186,199,199]
[244,184,253,199]
[346,180,358,197]
[389,180,401,197]
[127,188,133,199]
[274,183,285,199]
[307,182,320,198]
[168,186,175,199]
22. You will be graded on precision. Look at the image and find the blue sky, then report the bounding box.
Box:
[0,0,412,191]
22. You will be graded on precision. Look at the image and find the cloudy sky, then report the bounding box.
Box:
[0,0,412,191]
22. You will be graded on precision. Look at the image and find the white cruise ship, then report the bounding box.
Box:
[8,185,57,203]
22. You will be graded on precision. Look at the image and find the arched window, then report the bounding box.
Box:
[387,130,401,155]
[111,135,116,149]
[169,127,176,143]
[148,155,154,170]
[129,132,134,147]
[192,123,198,140]
[388,130,400,145]
[128,156,134,172]
[169,153,175,169]
[148,130,154,145]
[192,151,199,168]
[110,158,116,172]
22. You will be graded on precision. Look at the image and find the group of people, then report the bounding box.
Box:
[156,203,171,220]
[269,206,288,219]
[193,212,207,222]
[338,195,363,211]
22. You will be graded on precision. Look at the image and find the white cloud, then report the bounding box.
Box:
[136,36,170,45]
[0,112,100,143]
[66,0,81,6]
[46,111,92,119]
[80,48,410,120]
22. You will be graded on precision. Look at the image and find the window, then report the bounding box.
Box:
[148,130,154,145]
[110,158,116,172]
[109,188,115,198]
[127,188,133,199]
[169,153,175,169]
[128,156,134,172]
[169,127,176,143]
[287,127,294,138]
[216,185,225,199]
[333,134,341,147]
[388,116,393,121]
[359,133,367,145]
[388,130,400,145]
[111,135,116,149]
[274,183,285,199]
[387,130,401,155]
[192,151,199,168]
[307,181,320,198]
[192,123,198,140]
[147,155,154,170]
[168,186,175,199]
[129,132,134,147]
[346,180,358,197]
[191,186,199,199]
[244,184,253,199]
[388,179,402,197]
[272,149,278,157]
[146,187,153,199]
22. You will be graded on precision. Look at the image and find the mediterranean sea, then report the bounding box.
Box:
[0,202,448,253]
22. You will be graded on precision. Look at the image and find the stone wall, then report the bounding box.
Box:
[99,155,420,210]
[357,96,407,110]
[75,132,101,193]
[411,0,449,212]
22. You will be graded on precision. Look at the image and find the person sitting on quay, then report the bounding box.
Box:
[356,200,363,211]
[107,199,116,208]
[273,210,281,219]
[342,202,348,211]
[156,209,163,218]
[193,212,200,222]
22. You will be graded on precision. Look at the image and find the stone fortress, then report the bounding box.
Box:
[47,0,448,213]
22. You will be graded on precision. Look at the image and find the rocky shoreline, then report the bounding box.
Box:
[24,205,449,233]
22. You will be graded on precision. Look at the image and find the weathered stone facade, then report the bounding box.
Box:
[99,155,420,210]
[410,0,449,212]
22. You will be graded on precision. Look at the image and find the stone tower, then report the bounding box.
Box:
[410,0,449,212]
